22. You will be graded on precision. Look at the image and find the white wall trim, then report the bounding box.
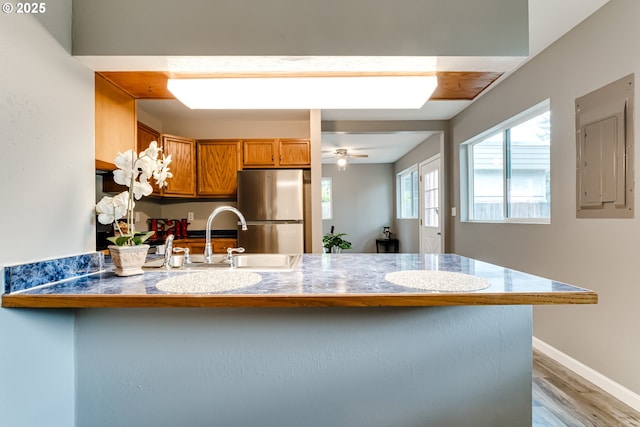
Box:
[533,337,640,412]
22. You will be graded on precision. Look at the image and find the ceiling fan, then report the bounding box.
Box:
[324,148,369,170]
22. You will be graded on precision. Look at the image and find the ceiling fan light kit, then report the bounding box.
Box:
[336,156,348,171]
[167,75,437,109]
[330,148,369,170]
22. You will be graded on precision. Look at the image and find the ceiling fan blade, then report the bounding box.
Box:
[348,154,369,158]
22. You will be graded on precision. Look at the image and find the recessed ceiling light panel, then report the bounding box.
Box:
[167,75,437,109]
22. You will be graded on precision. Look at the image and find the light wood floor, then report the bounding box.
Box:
[533,349,640,426]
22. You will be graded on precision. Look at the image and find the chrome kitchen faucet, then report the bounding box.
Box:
[203,206,248,263]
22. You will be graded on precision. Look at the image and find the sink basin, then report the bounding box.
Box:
[144,253,301,272]
[155,270,262,294]
[233,254,300,269]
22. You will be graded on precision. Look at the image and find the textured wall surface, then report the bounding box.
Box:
[451,0,640,396]
[76,306,532,427]
[322,164,393,252]
[0,10,94,426]
[72,0,528,56]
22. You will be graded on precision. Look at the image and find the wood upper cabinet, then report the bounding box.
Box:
[242,138,310,168]
[161,134,196,198]
[196,140,242,198]
[137,122,162,195]
[278,139,311,167]
[243,139,277,167]
[95,74,136,170]
[137,122,160,152]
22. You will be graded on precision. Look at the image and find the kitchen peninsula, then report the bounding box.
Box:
[2,253,596,426]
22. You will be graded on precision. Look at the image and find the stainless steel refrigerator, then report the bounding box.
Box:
[237,169,305,253]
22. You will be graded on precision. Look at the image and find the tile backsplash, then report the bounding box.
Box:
[3,252,103,294]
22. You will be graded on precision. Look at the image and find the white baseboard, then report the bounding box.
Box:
[533,337,640,412]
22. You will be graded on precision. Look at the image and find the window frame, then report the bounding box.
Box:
[321,177,333,220]
[461,99,551,224]
[396,165,419,219]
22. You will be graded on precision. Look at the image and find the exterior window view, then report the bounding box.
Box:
[465,107,551,222]
[398,166,419,218]
[321,177,332,219]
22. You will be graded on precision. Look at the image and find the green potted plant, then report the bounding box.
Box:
[322,232,352,253]
[95,141,172,276]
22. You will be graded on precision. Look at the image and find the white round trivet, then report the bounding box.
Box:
[155,271,262,294]
[385,270,490,292]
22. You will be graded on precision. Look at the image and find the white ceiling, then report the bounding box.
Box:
[135,0,609,164]
[322,132,437,164]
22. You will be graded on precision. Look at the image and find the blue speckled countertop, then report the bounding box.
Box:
[1,253,597,308]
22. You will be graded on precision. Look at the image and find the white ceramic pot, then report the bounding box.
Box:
[108,244,150,276]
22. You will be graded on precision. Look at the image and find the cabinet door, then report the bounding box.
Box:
[197,140,241,198]
[279,139,311,167]
[137,122,160,153]
[161,134,196,197]
[243,139,277,167]
[213,238,238,253]
[95,74,136,170]
[173,239,206,255]
[137,122,162,195]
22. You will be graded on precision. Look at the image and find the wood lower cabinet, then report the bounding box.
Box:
[173,238,237,255]
[161,134,196,197]
[212,238,238,253]
[242,138,310,168]
[197,140,242,198]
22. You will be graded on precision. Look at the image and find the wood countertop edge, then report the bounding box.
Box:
[1,291,598,309]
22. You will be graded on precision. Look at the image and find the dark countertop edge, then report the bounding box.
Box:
[1,291,599,309]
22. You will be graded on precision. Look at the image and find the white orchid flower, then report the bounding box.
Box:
[96,196,117,225]
[136,155,157,184]
[153,154,173,188]
[154,168,173,188]
[96,142,172,246]
[113,149,137,187]
[140,141,161,160]
[132,180,153,200]
[95,191,131,225]
[112,191,132,215]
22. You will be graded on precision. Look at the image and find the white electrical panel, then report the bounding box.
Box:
[576,74,634,218]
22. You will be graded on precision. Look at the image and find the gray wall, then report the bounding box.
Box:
[71,0,528,56]
[450,0,640,395]
[0,13,92,426]
[393,133,443,253]
[76,306,532,427]
[322,164,393,252]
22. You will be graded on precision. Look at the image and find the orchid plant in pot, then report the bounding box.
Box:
[95,141,172,276]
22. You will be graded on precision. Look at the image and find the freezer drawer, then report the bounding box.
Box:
[238,223,304,254]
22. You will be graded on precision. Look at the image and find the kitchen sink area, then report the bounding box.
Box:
[143,253,302,272]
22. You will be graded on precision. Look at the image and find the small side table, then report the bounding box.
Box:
[376,238,399,253]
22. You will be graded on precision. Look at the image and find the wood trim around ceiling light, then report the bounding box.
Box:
[97,70,504,101]
[430,71,503,100]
